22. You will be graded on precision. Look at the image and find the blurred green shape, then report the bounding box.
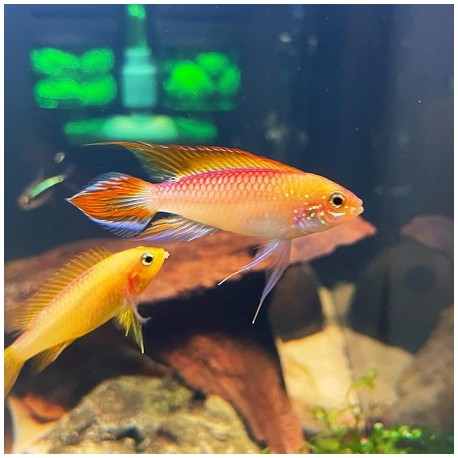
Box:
[196,52,230,76]
[64,115,217,144]
[217,65,241,96]
[165,61,214,99]
[81,48,115,74]
[64,118,106,137]
[31,48,79,76]
[174,116,217,140]
[127,4,146,21]
[35,77,81,103]
[80,75,117,105]
[163,51,241,111]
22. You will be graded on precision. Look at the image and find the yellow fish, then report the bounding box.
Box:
[4,245,169,397]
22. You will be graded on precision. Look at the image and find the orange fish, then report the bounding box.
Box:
[4,245,169,397]
[68,142,363,322]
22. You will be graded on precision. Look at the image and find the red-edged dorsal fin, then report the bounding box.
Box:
[5,247,111,333]
[87,142,301,182]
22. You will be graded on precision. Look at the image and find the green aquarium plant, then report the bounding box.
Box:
[263,369,453,454]
[163,51,241,111]
[302,369,454,454]
[31,47,117,108]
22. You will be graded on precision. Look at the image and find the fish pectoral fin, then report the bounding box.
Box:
[137,215,218,243]
[115,305,145,353]
[31,339,75,374]
[218,240,292,323]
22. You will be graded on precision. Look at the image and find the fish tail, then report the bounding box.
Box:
[4,345,25,397]
[67,173,157,237]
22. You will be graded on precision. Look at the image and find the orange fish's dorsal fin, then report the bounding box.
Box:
[115,306,144,353]
[31,339,75,373]
[6,248,112,333]
[89,142,301,181]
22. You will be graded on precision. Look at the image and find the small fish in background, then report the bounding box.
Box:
[4,245,169,397]
[17,165,75,211]
[68,142,365,323]
[53,151,66,164]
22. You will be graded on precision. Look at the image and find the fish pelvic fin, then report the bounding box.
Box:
[4,346,25,397]
[67,173,156,237]
[87,142,300,181]
[31,340,75,374]
[115,304,146,353]
[137,215,218,243]
[252,240,291,324]
[5,248,111,333]
[218,239,291,324]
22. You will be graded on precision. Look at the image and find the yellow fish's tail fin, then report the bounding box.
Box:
[67,173,156,237]
[4,345,25,397]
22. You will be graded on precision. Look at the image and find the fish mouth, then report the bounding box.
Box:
[355,198,364,216]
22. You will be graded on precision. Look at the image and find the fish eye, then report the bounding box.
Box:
[329,191,346,208]
[141,252,154,266]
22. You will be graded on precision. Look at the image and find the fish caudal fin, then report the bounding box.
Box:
[67,173,156,237]
[4,346,25,397]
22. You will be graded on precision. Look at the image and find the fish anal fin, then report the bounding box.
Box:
[137,215,218,243]
[31,339,75,374]
[5,248,111,333]
[115,305,145,353]
[88,142,300,181]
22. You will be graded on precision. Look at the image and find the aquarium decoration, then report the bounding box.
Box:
[163,51,241,111]
[31,48,116,109]
[64,115,217,144]
[121,4,157,110]
[59,5,219,144]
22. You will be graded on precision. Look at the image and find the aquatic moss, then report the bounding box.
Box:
[263,369,454,454]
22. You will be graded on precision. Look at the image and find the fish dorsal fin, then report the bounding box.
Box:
[6,247,111,333]
[115,306,144,353]
[90,142,300,181]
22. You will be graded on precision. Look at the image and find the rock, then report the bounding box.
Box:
[381,306,453,432]
[278,286,413,433]
[268,263,324,341]
[24,376,261,453]
[349,239,453,352]
[400,214,453,261]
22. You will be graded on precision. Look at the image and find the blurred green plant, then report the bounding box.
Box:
[305,369,453,454]
[163,51,241,111]
[262,369,454,454]
[31,47,116,108]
